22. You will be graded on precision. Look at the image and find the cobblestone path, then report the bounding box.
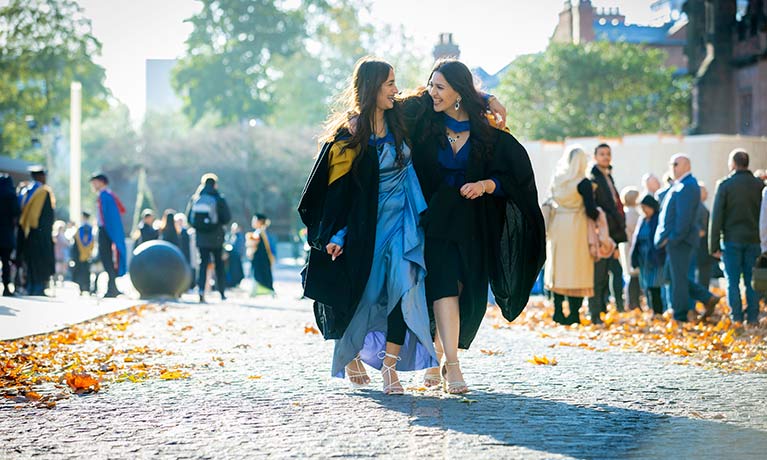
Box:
[2,269,766,459]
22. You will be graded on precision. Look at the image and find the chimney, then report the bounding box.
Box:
[433,33,460,61]
[577,0,595,42]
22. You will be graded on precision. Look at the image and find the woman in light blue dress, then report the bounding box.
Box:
[299,57,437,394]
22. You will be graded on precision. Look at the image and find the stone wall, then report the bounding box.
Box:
[523,133,767,207]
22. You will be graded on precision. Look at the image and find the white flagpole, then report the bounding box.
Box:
[70,81,82,221]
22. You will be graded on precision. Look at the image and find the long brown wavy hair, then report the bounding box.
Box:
[414,59,494,158]
[320,57,408,171]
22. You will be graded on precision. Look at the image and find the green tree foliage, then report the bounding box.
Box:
[495,42,691,141]
[173,0,374,127]
[172,0,305,125]
[373,24,431,92]
[0,0,109,158]
[79,104,139,228]
[81,106,315,237]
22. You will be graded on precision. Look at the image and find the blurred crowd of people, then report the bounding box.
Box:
[0,168,278,301]
[544,144,765,328]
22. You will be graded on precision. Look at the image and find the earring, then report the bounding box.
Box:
[454,97,461,111]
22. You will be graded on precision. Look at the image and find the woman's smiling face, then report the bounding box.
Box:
[428,71,459,113]
[376,68,398,111]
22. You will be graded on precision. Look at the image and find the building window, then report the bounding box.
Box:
[705,2,715,35]
[740,91,753,134]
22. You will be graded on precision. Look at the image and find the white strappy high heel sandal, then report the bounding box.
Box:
[441,361,469,394]
[345,355,370,387]
[378,351,404,395]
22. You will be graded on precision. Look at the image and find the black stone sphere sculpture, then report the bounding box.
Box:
[129,240,192,298]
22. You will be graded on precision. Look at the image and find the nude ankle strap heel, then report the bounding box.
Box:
[441,361,469,394]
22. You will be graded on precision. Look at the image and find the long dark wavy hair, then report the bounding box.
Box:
[320,57,409,172]
[415,59,494,158]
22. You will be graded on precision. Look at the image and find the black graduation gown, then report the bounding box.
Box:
[179,228,195,289]
[23,192,56,287]
[70,225,93,293]
[179,228,191,263]
[250,235,273,290]
[0,191,20,251]
[404,95,546,348]
[298,134,379,339]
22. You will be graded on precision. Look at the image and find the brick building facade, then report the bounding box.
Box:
[686,0,767,135]
[551,0,688,72]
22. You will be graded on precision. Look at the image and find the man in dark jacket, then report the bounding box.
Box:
[187,173,231,303]
[709,149,765,325]
[588,144,627,322]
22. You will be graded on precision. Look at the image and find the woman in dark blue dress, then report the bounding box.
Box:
[401,60,545,393]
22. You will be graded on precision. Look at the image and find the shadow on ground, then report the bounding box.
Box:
[0,305,19,316]
[359,389,767,459]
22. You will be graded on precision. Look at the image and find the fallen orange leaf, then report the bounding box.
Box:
[64,373,100,393]
[479,349,504,356]
[527,355,558,366]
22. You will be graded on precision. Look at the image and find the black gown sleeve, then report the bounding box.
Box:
[298,140,354,252]
[578,178,599,221]
[485,131,546,323]
[315,173,352,249]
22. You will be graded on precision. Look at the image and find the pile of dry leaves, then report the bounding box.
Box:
[0,305,189,409]
[489,290,767,374]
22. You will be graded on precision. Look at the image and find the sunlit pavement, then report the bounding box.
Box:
[1,265,766,459]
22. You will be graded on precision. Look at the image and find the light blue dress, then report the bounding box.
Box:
[330,135,438,377]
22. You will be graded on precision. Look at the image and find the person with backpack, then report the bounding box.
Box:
[187,173,231,303]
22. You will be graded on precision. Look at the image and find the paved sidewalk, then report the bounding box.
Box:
[1,268,766,459]
[0,286,138,341]
[0,264,300,341]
